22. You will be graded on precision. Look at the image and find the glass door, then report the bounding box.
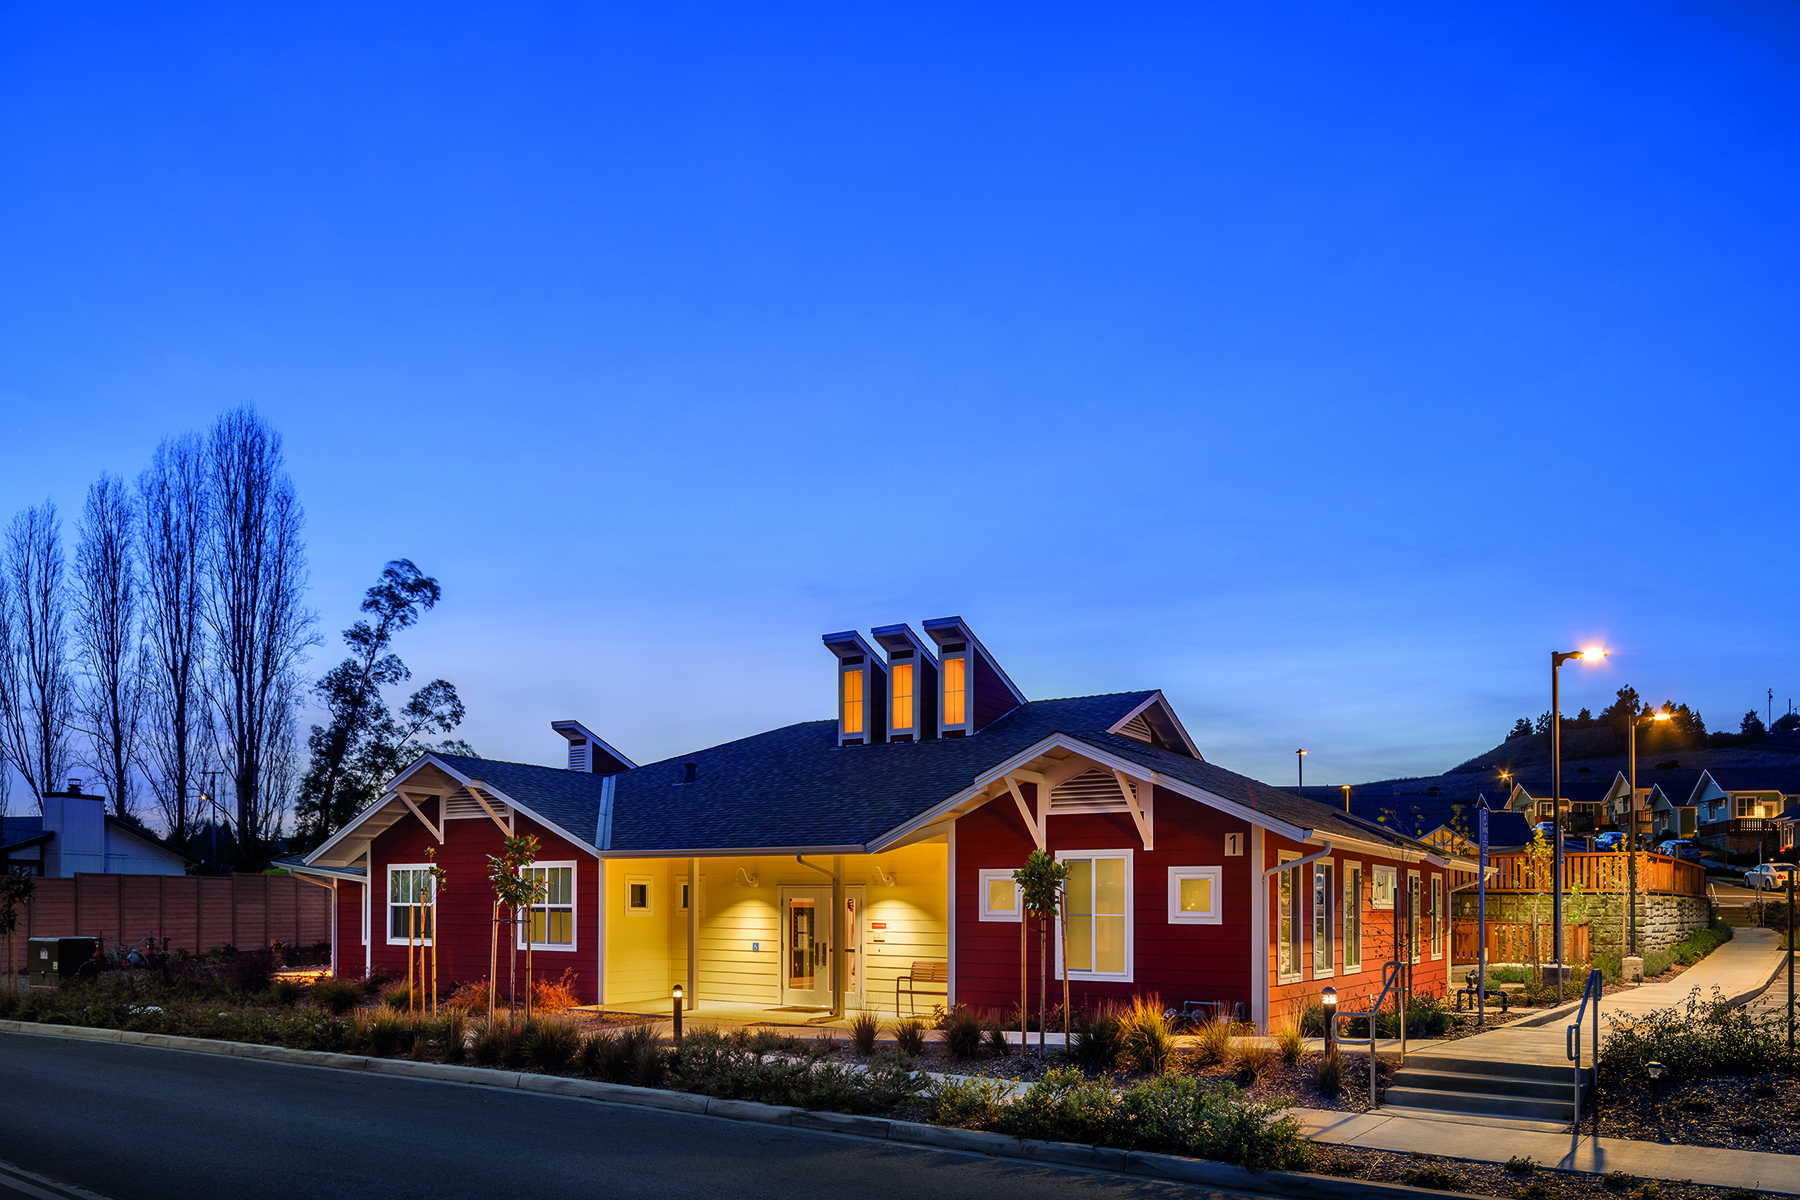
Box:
[781,889,829,1007]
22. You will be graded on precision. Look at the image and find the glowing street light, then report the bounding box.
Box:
[1296,749,1307,793]
[1550,645,1606,1000]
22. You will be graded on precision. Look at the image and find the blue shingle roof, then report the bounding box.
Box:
[1,816,46,851]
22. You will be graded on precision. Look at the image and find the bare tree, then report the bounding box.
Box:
[200,408,316,857]
[71,475,144,820]
[0,504,74,808]
[138,435,210,843]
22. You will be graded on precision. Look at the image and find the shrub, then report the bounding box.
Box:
[930,1075,1012,1127]
[1599,987,1796,1086]
[1275,1025,1306,1064]
[1314,1052,1344,1095]
[362,1008,405,1057]
[1404,1166,1468,1192]
[1190,1015,1234,1067]
[1602,1172,1638,1192]
[940,1005,983,1061]
[577,1022,665,1085]
[1505,1156,1538,1174]
[532,968,581,1013]
[439,1009,468,1063]
[1070,1004,1123,1073]
[981,1013,1012,1057]
[270,978,305,1005]
[666,1027,919,1113]
[445,981,488,1013]
[1375,994,1453,1039]
[1116,997,1177,1075]
[848,1009,881,1056]
[221,947,277,995]
[1513,1183,1554,1200]
[312,978,362,1015]
[894,1018,927,1056]
[525,1016,581,1072]
[470,1020,507,1067]
[380,983,416,1011]
[1234,1040,1273,1084]
[1291,997,1328,1037]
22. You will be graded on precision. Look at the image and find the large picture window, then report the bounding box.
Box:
[1058,850,1132,981]
[387,865,435,945]
[519,862,576,950]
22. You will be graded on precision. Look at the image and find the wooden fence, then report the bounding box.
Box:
[3,873,331,975]
[1483,852,1704,896]
[1452,920,1589,965]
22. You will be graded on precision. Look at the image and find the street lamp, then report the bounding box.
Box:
[1341,784,1352,814]
[1551,646,1606,1001]
[1297,749,1307,793]
[1627,711,1674,958]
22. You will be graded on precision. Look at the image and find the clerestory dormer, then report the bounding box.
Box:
[871,623,939,743]
[921,616,1026,738]
[822,630,888,746]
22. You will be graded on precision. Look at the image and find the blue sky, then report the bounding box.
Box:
[1,2,1796,796]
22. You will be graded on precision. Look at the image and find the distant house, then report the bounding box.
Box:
[293,616,1475,1032]
[1,784,195,877]
[1645,770,1706,843]
[1501,777,1621,836]
[1690,769,1800,856]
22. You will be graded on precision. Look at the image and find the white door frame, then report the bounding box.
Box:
[779,886,864,1009]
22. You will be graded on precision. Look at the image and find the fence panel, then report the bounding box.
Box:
[1481,852,1705,896]
[1451,920,1589,965]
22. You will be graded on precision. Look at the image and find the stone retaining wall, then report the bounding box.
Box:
[1451,891,1709,956]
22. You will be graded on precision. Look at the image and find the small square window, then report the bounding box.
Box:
[626,875,652,914]
[1167,866,1221,925]
[977,869,1021,922]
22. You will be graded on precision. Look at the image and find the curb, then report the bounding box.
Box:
[0,1019,1470,1200]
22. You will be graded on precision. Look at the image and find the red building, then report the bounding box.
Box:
[296,617,1462,1031]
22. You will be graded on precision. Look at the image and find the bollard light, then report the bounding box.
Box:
[1647,1060,1664,1109]
[1321,987,1339,1072]
[672,984,685,1042]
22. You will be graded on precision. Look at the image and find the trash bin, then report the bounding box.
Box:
[26,937,99,987]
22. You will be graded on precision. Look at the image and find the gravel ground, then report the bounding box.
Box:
[1596,1074,1800,1156]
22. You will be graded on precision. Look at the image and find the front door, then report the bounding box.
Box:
[779,887,864,1009]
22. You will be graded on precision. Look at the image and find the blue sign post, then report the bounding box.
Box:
[1477,796,1490,1026]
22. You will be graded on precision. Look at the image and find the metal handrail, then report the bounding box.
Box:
[1333,960,1404,1109]
[1566,967,1602,1128]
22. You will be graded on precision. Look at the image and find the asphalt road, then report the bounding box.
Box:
[0,1033,1268,1200]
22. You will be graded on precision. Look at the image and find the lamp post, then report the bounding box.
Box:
[672,983,685,1042]
[1297,749,1307,794]
[1341,784,1351,814]
[1551,646,1605,1001]
[1321,986,1339,1074]
[1627,710,1673,959]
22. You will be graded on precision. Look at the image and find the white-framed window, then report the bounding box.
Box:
[1407,873,1422,965]
[1430,875,1443,960]
[517,861,576,951]
[387,864,435,946]
[1057,849,1132,981]
[1371,865,1396,910]
[1276,852,1302,982]
[1342,862,1362,972]
[1167,866,1221,925]
[978,868,1022,922]
[1312,861,1334,976]
[625,874,653,915]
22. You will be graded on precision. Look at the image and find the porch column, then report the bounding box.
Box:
[831,856,844,1018]
[687,858,698,1011]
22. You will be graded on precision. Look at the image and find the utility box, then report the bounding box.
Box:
[27,937,98,987]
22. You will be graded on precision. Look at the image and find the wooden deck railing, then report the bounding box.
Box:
[1452,920,1588,965]
[1482,852,1704,896]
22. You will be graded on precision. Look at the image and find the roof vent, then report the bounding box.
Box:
[682,762,698,784]
[551,721,638,773]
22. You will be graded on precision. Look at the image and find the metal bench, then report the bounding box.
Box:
[895,960,948,1015]
[1455,969,1510,1014]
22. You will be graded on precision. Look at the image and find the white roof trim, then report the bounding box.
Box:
[866,732,1313,851]
[1106,690,1201,759]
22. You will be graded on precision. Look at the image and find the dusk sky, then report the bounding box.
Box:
[2,3,1797,798]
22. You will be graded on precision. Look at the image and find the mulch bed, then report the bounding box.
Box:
[1312,1144,1790,1200]
[1595,1075,1800,1156]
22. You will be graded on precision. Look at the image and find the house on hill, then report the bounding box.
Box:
[294,617,1469,1032]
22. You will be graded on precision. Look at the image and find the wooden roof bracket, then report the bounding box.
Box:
[1112,769,1154,851]
[465,781,513,836]
[396,790,444,844]
[1004,775,1045,852]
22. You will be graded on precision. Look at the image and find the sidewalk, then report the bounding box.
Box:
[1293,1106,1799,1194]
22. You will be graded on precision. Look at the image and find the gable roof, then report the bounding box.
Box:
[1646,769,1707,807]
[1697,767,1800,796]
[1343,796,1532,848]
[1,816,48,852]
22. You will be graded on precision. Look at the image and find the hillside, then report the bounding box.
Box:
[1344,730,1800,804]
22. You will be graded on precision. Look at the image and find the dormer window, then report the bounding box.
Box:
[891,663,912,731]
[871,624,938,742]
[942,656,966,726]
[822,631,887,746]
[923,617,1025,738]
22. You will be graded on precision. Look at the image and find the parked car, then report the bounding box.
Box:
[1594,831,1625,851]
[1744,863,1796,891]
[1533,821,1556,842]
[1655,839,1703,859]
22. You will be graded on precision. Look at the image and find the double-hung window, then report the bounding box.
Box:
[519,862,576,950]
[1430,876,1444,959]
[1407,874,1422,965]
[1342,864,1362,972]
[1312,861,1333,975]
[1058,850,1131,981]
[388,865,435,945]
[1276,854,1302,982]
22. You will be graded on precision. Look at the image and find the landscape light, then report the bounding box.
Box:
[1646,1061,1663,1079]
[1321,987,1337,1008]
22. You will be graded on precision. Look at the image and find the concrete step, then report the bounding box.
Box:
[1391,1068,1572,1101]
[1405,1054,1593,1085]
[1383,1084,1575,1122]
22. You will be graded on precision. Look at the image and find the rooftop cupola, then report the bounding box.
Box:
[550,720,638,773]
[921,616,1026,737]
[822,630,888,746]
[871,623,939,743]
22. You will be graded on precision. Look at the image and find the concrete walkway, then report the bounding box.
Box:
[1293,1105,1800,1194]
